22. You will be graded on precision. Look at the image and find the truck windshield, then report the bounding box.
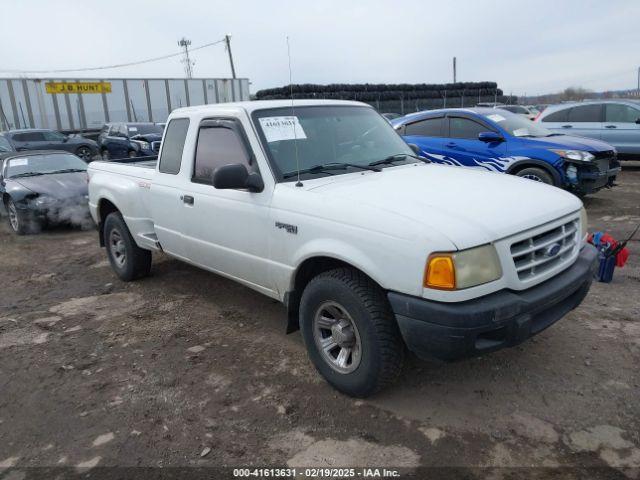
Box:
[252,106,415,181]
[483,112,553,138]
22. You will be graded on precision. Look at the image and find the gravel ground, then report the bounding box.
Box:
[0,166,639,479]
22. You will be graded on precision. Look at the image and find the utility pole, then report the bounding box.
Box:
[453,57,457,83]
[225,34,237,79]
[178,37,194,78]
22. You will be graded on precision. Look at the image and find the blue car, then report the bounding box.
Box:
[97,122,164,160]
[392,108,621,195]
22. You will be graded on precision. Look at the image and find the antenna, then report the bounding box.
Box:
[286,36,303,187]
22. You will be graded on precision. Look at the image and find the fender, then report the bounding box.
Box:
[506,158,562,186]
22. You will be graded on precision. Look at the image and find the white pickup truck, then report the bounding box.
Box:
[88,100,597,397]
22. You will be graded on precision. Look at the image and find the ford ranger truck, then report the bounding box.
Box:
[88,100,598,397]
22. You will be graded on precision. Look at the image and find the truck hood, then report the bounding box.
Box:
[518,134,614,152]
[304,163,582,249]
[14,172,88,200]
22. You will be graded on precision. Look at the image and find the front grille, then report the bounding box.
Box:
[510,220,578,280]
[592,150,616,160]
[151,141,161,152]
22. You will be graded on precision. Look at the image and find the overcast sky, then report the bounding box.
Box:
[2,0,638,96]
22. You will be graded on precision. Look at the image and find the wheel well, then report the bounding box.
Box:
[285,256,374,334]
[508,161,560,186]
[97,199,119,246]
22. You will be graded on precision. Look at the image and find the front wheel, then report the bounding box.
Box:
[514,167,554,185]
[6,199,39,235]
[299,268,404,397]
[103,212,152,281]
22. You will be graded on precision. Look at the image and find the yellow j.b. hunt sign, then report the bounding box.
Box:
[45,81,112,94]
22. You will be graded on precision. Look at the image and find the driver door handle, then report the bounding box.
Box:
[604,125,617,129]
[446,142,458,147]
[561,125,573,128]
[181,195,194,205]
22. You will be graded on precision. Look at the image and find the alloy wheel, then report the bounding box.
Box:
[312,301,362,374]
[109,229,127,268]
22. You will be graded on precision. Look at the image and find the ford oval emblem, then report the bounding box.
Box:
[544,243,562,257]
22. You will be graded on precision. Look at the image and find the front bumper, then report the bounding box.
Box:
[388,245,597,361]
[566,156,621,194]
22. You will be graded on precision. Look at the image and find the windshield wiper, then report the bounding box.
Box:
[368,153,427,167]
[282,162,380,179]
[48,168,86,174]
[10,172,45,178]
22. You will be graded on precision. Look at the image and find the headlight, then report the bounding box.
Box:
[550,149,595,162]
[133,140,150,150]
[34,195,56,206]
[580,207,588,241]
[424,244,502,290]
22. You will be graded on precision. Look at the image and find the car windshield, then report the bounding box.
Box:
[482,111,553,138]
[0,135,13,153]
[128,124,164,136]
[5,153,87,178]
[253,106,415,181]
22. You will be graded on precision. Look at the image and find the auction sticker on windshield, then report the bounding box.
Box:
[487,114,506,123]
[10,158,28,166]
[259,116,307,142]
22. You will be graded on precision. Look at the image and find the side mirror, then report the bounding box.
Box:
[408,143,421,155]
[62,135,69,143]
[478,131,504,142]
[213,163,263,192]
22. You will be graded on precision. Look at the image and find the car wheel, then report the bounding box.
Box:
[515,167,554,185]
[76,146,93,162]
[299,267,404,397]
[103,212,152,281]
[128,150,137,159]
[101,149,110,161]
[6,199,38,235]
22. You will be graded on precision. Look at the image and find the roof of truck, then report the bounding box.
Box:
[171,99,368,115]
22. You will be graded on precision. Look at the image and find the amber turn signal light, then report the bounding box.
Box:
[425,255,455,290]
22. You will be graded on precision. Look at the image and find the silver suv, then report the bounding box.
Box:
[536,100,640,158]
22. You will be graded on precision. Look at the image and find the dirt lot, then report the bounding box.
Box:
[1,166,639,479]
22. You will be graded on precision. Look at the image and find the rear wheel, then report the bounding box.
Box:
[103,212,152,281]
[515,167,554,185]
[299,268,404,397]
[76,146,93,162]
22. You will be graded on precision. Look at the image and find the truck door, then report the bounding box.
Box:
[444,116,508,171]
[179,118,274,292]
[401,116,446,163]
[149,117,190,260]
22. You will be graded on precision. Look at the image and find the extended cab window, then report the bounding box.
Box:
[158,118,189,174]
[449,117,487,139]
[405,117,443,137]
[605,104,640,123]
[193,125,251,184]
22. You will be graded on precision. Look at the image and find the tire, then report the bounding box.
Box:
[76,146,93,162]
[101,149,110,161]
[299,268,404,397]
[514,167,554,185]
[103,212,152,281]
[6,198,39,235]
[128,150,137,159]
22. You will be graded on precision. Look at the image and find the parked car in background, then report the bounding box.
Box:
[1,129,98,162]
[88,99,597,397]
[0,133,16,153]
[494,105,537,121]
[536,100,640,158]
[97,122,164,160]
[0,151,91,234]
[392,108,620,196]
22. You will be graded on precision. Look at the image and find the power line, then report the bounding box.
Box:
[0,38,226,75]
